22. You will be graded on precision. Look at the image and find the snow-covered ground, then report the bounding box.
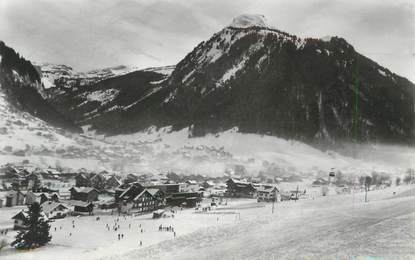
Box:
[121,186,415,260]
[1,185,414,260]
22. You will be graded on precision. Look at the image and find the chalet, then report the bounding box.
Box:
[184,180,201,192]
[116,183,144,202]
[11,210,48,230]
[144,183,181,194]
[10,173,27,190]
[45,168,62,180]
[202,180,215,189]
[69,187,99,202]
[225,178,256,198]
[12,211,30,230]
[25,191,42,205]
[131,189,158,213]
[165,192,203,207]
[106,175,122,189]
[97,198,117,210]
[5,190,25,207]
[40,193,60,203]
[18,169,31,177]
[124,173,139,184]
[147,188,165,208]
[67,200,94,215]
[33,187,60,193]
[90,173,106,190]
[33,168,50,179]
[3,165,19,179]
[256,186,279,202]
[75,173,91,187]
[26,172,42,190]
[41,201,69,219]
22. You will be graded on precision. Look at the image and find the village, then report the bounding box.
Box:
[0,160,305,218]
[0,160,414,260]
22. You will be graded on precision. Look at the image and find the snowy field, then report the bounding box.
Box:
[1,185,415,260]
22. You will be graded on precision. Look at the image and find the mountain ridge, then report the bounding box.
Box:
[0,41,81,132]
[2,15,414,145]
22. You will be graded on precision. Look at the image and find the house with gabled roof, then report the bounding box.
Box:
[66,200,94,215]
[255,186,279,202]
[69,187,99,202]
[41,201,69,219]
[12,211,30,230]
[146,188,165,208]
[5,190,25,207]
[90,173,106,190]
[12,210,48,230]
[75,173,91,187]
[131,189,158,213]
[106,175,122,189]
[225,178,256,198]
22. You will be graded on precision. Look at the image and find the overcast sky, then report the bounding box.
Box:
[1,0,414,82]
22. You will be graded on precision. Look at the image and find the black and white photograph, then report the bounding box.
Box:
[0,0,414,259]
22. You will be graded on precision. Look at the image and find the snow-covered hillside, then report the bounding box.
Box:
[35,63,145,90]
[1,103,413,178]
[36,63,176,91]
[0,89,78,152]
[105,126,414,177]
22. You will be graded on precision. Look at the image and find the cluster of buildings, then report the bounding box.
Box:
[1,162,302,230]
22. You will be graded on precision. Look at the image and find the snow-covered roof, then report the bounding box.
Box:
[133,189,153,201]
[256,186,279,193]
[70,187,97,193]
[228,178,250,185]
[12,210,48,221]
[41,201,69,214]
[229,14,268,29]
[146,188,161,196]
[65,200,93,207]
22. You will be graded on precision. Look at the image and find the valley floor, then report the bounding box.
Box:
[1,186,414,260]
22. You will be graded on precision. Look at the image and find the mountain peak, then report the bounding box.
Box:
[229,14,268,29]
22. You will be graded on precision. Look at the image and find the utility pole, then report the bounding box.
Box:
[365,176,372,203]
[329,168,335,185]
[272,189,276,214]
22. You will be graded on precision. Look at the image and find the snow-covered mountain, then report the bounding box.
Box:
[163,14,415,143]
[45,65,175,133]
[41,14,415,144]
[34,63,149,91]
[0,44,413,177]
[0,41,80,132]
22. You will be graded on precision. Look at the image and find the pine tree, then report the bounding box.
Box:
[11,202,52,249]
